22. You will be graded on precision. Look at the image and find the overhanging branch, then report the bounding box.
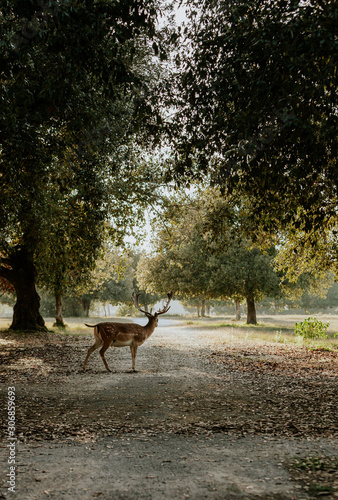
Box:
[0,257,12,266]
[0,266,14,284]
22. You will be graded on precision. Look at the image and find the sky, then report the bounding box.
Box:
[175,4,187,26]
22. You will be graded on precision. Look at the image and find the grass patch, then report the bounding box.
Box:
[288,456,338,498]
[184,318,338,350]
[292,456,338,472]
[1,328,53,336]
[211,321,294,332]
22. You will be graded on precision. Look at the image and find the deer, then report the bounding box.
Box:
[83,291,174,373]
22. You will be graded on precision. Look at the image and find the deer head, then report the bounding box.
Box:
[132,291,174,326]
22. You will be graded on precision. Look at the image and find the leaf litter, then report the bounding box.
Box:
[0,323,337,498]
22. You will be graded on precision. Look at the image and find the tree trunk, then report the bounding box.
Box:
[82,298,91,317]
[197,304,200,317]
[6,247,46,331]
[246,296,257,325]
[235,300,241,320]
[54,293,65,327]
[201,297,206,317]
[206,304,211,316]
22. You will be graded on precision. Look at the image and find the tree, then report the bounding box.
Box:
[0,0,167,330]
[78,246,135,317]
[208,241,281,324]
[316,282,338,312]
[279,272,334,314]
[76,247,160,317]
[129,252,161,314]
[171,0,337,234]
[38,148,164,325]
[274,215,338,279]
[180,297,214,317]
[137,189,281,323]
[137,193,213,315]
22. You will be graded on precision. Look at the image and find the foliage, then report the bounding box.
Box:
[39,293,83,318]
[0,277,15,296]
[180,297,214,315]
[171,0,338,235]
[137,188,281,323]
[0,0,169,328]
[137,191,216,297]
[0,292,15,307]
[316,282,338,311]
[210,300,236,315]
[294,317,329,340]
[116,303,133,317]
[273,216,338,279]
[280,272,335,313]
[82,246,135,305]
[208,240,280,304]
[76,247,160,317]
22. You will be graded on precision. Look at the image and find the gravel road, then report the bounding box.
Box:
[0,320,337,499]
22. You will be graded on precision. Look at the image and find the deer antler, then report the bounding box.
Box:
[156,291,174,316]
[132,292,152,317]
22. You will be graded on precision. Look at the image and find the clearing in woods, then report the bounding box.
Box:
[0,315,337,499]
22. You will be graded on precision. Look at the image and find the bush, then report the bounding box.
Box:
[115,304,151,317]
[116,304,132,317]
[294,317,329,340]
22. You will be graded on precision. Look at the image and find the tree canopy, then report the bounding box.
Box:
[171,0,337,233]
[0,0,168,330]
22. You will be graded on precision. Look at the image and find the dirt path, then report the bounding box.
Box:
[0,321,337,499]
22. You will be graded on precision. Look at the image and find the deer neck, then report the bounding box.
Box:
[144,317,157,338]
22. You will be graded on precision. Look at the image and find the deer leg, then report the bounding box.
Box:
[83,336,102,371]
[130,344,138,372]
[99,342,112,372]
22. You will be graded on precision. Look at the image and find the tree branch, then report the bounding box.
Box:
[0,257,12,266]
[0,266,14,284]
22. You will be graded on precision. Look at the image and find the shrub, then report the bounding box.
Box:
[294,317,329,340]
[275,330,286,343]
[116,304,132,317]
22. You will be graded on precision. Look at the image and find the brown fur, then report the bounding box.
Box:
[83,291,173,373]
[83,318,158,372]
